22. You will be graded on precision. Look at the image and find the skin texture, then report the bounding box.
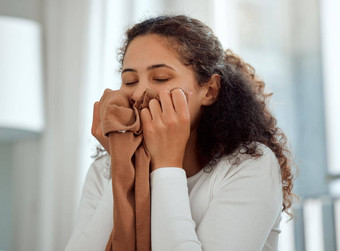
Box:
[92,34,220,177]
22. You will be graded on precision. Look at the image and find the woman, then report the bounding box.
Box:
[66,15,295,251]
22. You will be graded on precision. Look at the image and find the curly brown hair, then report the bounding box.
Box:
[95,15,296,216]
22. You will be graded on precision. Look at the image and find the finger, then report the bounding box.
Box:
[100,88,113,102]
[159,90,175,116]
[171,89,189,116]
[140,107,152,126]
[148,98,162,121]
[91,101,101,136]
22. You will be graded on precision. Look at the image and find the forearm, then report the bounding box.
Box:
[151,167,202,251]
[65,180,113,250]
[65,156,113,251]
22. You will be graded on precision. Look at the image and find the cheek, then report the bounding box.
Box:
[187,97,202,128]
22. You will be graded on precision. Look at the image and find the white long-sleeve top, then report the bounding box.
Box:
[65,143,283,251]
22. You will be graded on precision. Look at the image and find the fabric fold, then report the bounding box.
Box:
[99,88,188,251]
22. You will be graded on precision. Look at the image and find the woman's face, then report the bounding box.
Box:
[120,34,205,129]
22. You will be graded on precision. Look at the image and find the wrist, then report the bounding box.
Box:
[151,160,183,171]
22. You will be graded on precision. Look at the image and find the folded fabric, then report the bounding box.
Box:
[100,88,188,251]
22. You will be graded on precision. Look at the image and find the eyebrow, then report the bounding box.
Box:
[121,64,175,74]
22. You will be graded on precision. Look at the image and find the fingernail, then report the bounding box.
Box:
[179,89,187,99]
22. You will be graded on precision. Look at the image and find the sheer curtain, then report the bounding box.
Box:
[10,0,132,249]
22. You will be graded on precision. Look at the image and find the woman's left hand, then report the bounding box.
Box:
[91,101,110,154]
[140,89,191,171]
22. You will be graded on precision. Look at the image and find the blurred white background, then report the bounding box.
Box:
[0,0,339,250]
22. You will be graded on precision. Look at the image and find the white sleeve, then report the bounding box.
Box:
[151,167,202,251]
[65,155,113,251]
[150,148,282,251]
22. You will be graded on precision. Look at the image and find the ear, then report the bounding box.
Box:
[201,74,221,106]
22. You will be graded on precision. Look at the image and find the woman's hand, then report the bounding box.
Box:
[91,101,110,153]
[140,89,191,171]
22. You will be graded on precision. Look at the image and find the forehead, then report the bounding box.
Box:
[122,34,183,68]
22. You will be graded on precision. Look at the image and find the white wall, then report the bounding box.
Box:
[0,0,43,250]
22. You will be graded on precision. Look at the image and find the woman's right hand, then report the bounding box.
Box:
[91,101,110,153]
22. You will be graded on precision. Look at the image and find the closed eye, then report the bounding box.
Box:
[125,81,138,85]
[154,78,170,82]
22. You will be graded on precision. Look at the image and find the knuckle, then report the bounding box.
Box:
[179,113,190,123]
[91,127,98,137]
[164,116,177,126]
[101,88,112,99]
[100,89,110,101]
[157,122,167,131]
[103,88,111,94]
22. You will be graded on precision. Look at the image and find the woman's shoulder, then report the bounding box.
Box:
[81,153,112,199]
[86,153,112,182]
[217,142,277,168]
[212,142,281,186]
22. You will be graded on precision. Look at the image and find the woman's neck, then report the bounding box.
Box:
[183,132,203,178]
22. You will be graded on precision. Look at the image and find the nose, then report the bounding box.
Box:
[130,81,148,103]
